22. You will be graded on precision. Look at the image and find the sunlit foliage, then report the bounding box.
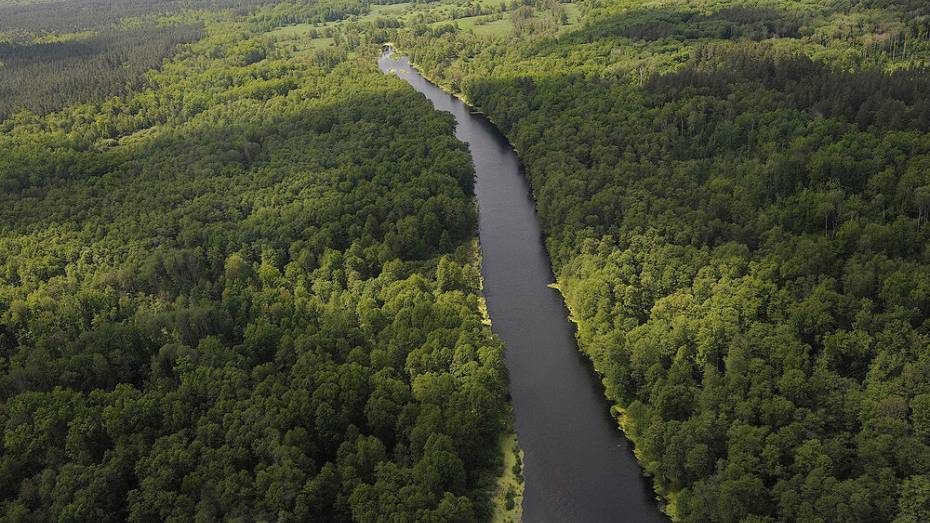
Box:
[396,0,930,520]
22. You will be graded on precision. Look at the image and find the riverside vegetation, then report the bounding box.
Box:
[391,0,930,521]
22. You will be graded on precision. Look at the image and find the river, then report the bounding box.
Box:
[379,48,666,523]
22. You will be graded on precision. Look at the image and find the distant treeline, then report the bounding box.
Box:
[0,24,204,120]
[0,0,284,35]
[648,44,930,133]
[0,0,390,121]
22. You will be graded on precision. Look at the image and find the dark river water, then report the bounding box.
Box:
[380,49,666,523]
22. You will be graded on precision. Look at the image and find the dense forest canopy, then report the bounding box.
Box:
[4,0,930,520]
[0,24,206,119]
[0,1,515,521]
[391,0,930,521]
[0,0,392,119]
[0,0,311,34]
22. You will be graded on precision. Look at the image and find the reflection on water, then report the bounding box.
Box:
[380,47,667,523]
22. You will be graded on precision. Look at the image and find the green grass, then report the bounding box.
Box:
[265,23,334,51]
[266,23,316,38]
[473,16,512,37]
[266,3,412,38]
[563,2,581,26]
[432,13,513,38]
[265,23,334,55]
[370,2,413,16]
[270,0,523,41]
[307,36,334,48]
[425,0,581,38]
[448,14,484,30]
[490,432,524,523]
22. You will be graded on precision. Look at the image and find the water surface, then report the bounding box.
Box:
[380,49,666,523]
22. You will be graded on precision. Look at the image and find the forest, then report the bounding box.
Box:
[0,1,513,521]
[0,0,366,36]
[0,24,206,119]
[392,0,930,521]
[4,0,930,520]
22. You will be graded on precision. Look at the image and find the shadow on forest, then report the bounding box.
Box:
[645,47,930,132]
[464,57,930,141]
[0,25,205,119]
[447,8,929,239]
[499,4,930,133]
[0,81,461,228]
[557,5,818,45]
[0,82,475,394]
[0,39,100,63]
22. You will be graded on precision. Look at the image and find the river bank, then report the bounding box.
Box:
[380,47,666,522]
